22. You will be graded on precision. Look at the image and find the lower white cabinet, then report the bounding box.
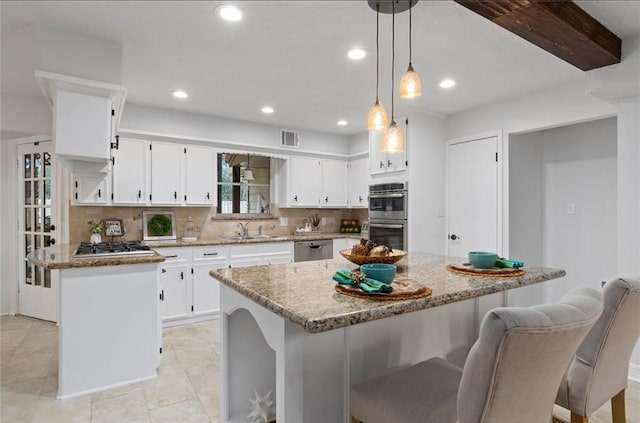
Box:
[333,238,362,259]
[156,242,293,325]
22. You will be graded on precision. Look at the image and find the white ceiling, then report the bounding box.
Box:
[2,1,639,136]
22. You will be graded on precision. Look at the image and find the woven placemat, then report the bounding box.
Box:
[335,278,432,301]
[446,264,526,278]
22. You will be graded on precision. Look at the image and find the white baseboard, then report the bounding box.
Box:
[630,363,640,383]
[162,312,219,328]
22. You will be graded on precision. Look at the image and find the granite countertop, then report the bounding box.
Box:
[145,232,362,248]
[27,244,166,270]
[210,253,566,334]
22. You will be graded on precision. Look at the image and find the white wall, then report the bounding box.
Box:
[120,103,351,156]
[0,92,52,140]
[348,131,369,156]
[446,79,616,140]
[407,112,446,254]
[0,140,6,314]
[509,132,543,266]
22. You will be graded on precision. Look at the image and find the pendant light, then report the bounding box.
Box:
[381,0,404,154]
[399,1,422,99]
[243,155,255,181]
[367,4,388,131]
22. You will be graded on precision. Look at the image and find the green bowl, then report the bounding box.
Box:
[360,263,397,284]
[468,251,498,269]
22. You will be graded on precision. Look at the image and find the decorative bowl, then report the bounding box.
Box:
[360,263,397,284]
[340,249,407,265]
[468,251,498,269]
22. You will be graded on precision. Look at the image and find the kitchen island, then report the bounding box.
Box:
[28,244,165,399]
[210,253,566,423]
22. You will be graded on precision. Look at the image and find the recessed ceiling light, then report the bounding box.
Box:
[439,79,456,89]
[347,48,367,60]
[261,106,274,114]
[216,4,243,22]
[173,90,188,99]
[337,120,348,126]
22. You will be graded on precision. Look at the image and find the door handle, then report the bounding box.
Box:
[448,234,461,241]
[48,238,56,246]
[50,224,56,231]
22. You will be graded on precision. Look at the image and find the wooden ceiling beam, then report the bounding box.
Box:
[454,1,622,71]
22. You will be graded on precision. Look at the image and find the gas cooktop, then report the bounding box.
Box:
[73,241,154,258]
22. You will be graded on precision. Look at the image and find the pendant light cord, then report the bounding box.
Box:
[376,5,380,100]
[391,0,395,119]
[409,1,412,65]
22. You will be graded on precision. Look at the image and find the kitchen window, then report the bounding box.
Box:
[217,153,270,214]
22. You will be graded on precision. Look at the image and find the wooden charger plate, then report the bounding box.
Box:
[447,263,525,278]
[335,274,432,301]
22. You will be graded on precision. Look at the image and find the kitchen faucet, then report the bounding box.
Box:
[238,222,250,238]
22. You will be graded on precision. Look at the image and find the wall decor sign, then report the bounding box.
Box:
[104,218,124,237]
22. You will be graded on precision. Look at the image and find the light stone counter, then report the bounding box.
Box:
[144,232,361,248]
[27,244,165,270]
[211,252,566,333]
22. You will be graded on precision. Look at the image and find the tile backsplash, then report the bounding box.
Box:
[69,204,368,244]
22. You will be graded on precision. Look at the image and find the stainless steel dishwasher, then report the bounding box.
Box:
[293,239,333,262]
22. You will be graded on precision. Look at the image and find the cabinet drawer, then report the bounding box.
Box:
[154,247,191,263]
[193,245,229,261]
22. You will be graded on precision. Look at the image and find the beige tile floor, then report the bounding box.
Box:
[1,314,639,423]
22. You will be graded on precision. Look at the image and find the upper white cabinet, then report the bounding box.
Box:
[370,118,408,175]
[348,158,369,208]
[184,145,216,206]
[289,156,321,206]
[321,159,348,207]
[72,173,109,205]
[112,138,147,205]
[150,142,183,205]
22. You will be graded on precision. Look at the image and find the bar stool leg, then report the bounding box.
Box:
[570,412,588,423]
[611,389,626,423]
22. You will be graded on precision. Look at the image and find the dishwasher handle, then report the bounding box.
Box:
[309,245,322,249]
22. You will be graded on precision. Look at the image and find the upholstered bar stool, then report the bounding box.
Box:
[350,287,604,423]
[553,277,640,423]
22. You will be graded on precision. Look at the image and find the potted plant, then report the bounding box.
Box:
[87,220,104,244]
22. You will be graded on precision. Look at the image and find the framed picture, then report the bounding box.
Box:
[142,211,177,241]
[104,218,124,237]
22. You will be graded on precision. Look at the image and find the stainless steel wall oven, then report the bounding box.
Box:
[368,182,408,251]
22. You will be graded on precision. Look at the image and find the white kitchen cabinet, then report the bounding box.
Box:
[289,156,321,206]
[369,118,408,175]
[229,242,293,266]
[160,264,191,321]
[321,159,348,207]
[333,238,362,259]
[348,158,369,208]
[192,245,228,316]
[185,145,216,206]
[112,138,147,204]
[72,173,109,205]
[150,141,182,205]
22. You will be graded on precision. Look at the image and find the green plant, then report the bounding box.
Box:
[147,214,172,236]
[87,220,104,235]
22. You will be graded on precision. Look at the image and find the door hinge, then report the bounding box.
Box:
[191,268,194,274]
[191,305,194,312]
[111,193,114,201]
[111,156,115,166]
[75,192,78,200]
[159,347,163,354]
[111,109,115,116]
[495,152,498,162]
[149,144,152,151]
[184,147,187,154]
[405,160,408,167]
[75,181,78,188]
[184,195,187,202]
[16,159,19,168]
[149,194,152,201]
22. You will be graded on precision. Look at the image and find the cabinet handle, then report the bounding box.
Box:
[138,190,142,199]
[174,191,177,200]
[161,268,167,273]
[387,159,392,167]
[294,195,298,202]
[206,192,210,200]
[203,252,218,256]
[160,290,164,301]
[379,161,384,169]
[359,196,363,203]
[98,189,101,198]
[164,255,178,259]
[325,196,328,203]
[180,271,184,280]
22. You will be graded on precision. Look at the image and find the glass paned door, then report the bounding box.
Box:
[18,141,57,322]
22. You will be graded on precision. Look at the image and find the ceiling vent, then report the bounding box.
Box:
[281,130,299,148]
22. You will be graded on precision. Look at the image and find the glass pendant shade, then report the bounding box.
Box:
[243,168,255,181]
[399,63,422,98]
[380,119,404,153]
[367,98,388,131]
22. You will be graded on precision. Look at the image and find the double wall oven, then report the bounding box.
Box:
[368,182,408,251]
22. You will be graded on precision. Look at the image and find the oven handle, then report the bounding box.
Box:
[369,193,405,199]
[369,223,405,229]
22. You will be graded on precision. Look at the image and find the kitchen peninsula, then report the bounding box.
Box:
[28,244,165,399]
[211,253,566,423]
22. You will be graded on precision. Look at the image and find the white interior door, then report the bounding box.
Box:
[447,136,499,258]
[18,141,58,322]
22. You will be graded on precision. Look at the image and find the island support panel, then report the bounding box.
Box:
[58,263,160,399]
